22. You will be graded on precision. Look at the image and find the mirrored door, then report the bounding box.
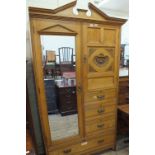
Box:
[40,35,79,141]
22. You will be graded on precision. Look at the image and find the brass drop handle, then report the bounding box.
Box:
[98,139,104,144]
[83,55,87,64]
[97,95,104,100]
[63,148,71,154]
[97,124,104,128]
[97,108,104,114]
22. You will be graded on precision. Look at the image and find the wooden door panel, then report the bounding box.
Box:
[88,47,115,76]
[88,77,115,90]
[87,27,102,43]
[82,23,118,92]
[103,28,116,46]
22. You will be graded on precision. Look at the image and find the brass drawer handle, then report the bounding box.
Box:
[97,124,104,128]
[97,108,104,114]
[98,139,104,144]
[97,95,104,100]
[63,148,71,154]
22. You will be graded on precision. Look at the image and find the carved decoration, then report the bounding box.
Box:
[88,48,114,72]
[73,0,91,16]
[94,53,109,67]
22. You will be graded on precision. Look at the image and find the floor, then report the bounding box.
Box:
[98,147,129,155]
[48,113,129,155]
[48,113,79,140]
[98,136,129,155]
[26,129,36,155]
[27,116,129,155]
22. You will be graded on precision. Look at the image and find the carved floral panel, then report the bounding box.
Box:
[88,48,114,73]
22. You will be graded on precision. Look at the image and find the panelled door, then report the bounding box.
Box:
[82,23,120,93]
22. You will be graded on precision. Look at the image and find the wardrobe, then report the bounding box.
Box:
[29,1,126,155]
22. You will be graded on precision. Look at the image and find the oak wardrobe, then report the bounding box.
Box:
[29,2,126,155]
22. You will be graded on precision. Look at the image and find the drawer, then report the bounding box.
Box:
[85,112,115,122]
[60,104,77,112]
[86,118,115,134]
[59,95,77,105]
[58,87,76,95]
[85,104,116,118]
[119,80,129,87]
[85,98,116,106]
[58,134,115,155]
[119,87,129,93]
[49,151,59,155]
[85,89,116,103]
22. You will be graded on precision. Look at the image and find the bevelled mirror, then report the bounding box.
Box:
[40,35,79,141]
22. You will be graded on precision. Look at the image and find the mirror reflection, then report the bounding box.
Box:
[40,35,79,141]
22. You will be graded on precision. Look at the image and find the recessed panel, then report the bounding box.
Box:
[88,47,115,73]
[103,29,116,46]
[88,77,115,90]
[87,27,101,43]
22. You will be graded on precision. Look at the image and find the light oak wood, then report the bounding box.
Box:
[84,89,116,103]
[85,118,115,135]
[29,1,126,155]
[85,104,116,118]
[58,133,115,155]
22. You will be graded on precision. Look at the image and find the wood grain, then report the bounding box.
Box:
[29,2,126,154]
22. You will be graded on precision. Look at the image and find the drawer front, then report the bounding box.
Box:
[85,104,116,118]
[49,151,59,155]
[85,112,115,122]
[59,95,77,106]
[86,118,115,134]
[59,134,115,155]
[119,80,129,87]
[85,89,116,103]
[85,98,116,107]
[58,87,76,95]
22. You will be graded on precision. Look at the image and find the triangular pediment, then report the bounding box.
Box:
[39,24,77,35]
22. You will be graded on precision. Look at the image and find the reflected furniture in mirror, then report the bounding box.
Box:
[54,47,76,77]
[41,34,78,141]
[56,72,77,116]
[29,2,126,155]
[58,47,75,73]
[44,50,56,77]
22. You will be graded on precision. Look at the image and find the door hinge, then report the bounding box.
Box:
[77,85,82,93]
[83,55,87,64]
[38,87,40,94]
